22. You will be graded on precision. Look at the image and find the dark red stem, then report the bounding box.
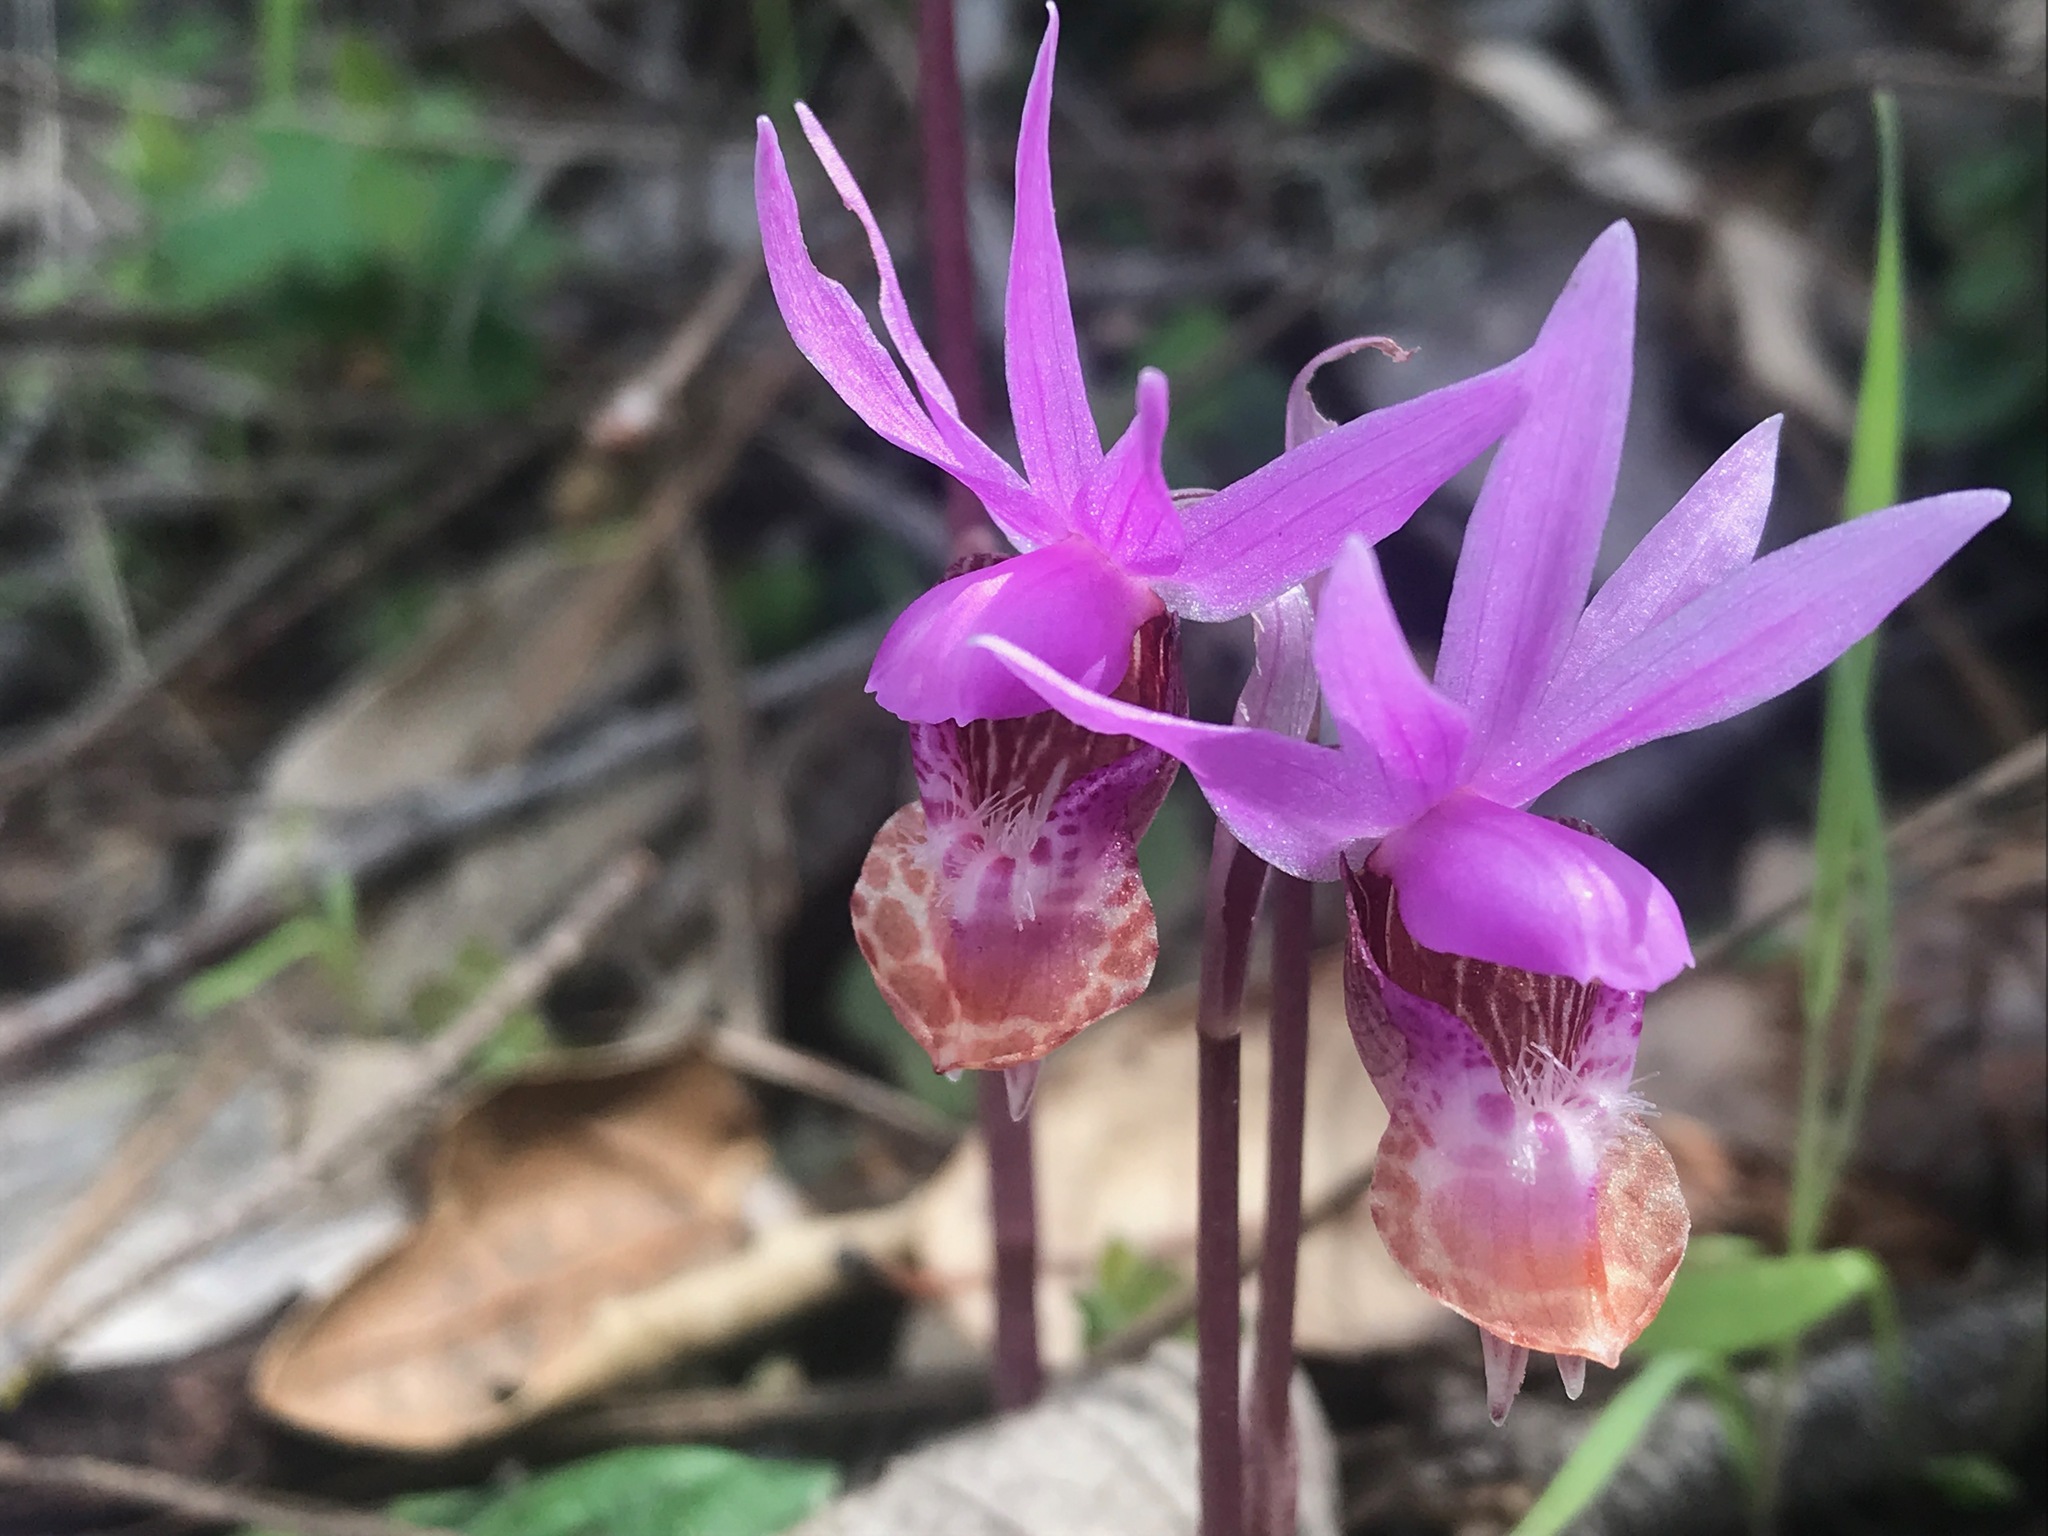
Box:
[1245,873,1312,1536]
[1195,826,1270,1536]
[978,1070,1043,1410]
[917,0,996,556]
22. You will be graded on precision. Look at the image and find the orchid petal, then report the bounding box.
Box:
[1551,416,1783,682]
[1434,221,1637,765]
[1370,795,1692,990]
[756,117,1061,551]
[1493,488,2010,803]
[1235,585,1319,738]
[1076,368,1185,576]
[869,542,1159,724]
[1285,335,1414,451]
[1005,4,1100,508]
[975,637,1395,879]
[1156,363,1526,622]
[1315,538,1470,823]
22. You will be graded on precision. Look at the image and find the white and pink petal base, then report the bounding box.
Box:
[1343,854,1689,1422]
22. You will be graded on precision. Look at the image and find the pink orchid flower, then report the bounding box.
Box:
[978,221,2009,1411]
[755,4,1530,730]
[764,5,1536,1077]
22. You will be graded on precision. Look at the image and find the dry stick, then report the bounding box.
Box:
[0,1442,456,1536]
[1244,873,1313,1536]
[664,480,769,1034]
[586,258,761,449]
[546,1364,989,1450]
[4,852,655,1383]
[1086,1157,1381,1376]
[0,619,880,1075]
[1193,827,1273,1536]
[703,1028,960,1152]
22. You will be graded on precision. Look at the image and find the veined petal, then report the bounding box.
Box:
[1005,4,1101,508]
[869,542,1160,724]
[1076,368,1185,576]
[757,117,1061,551]
[1315,538,1470,823]
[1235,585,1319,738]
[1155,363,1526,622]
[1370,794,1692,991]
[1434,221,1637,766]
[975,637,1395,879]
[1550,416,1782,682]
[1493,488,2010,803]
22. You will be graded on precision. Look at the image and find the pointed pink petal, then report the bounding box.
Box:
[1005,5,1101,509]
[850,741,1171,1072]
[757,116,1062,551]
[975,637,1397,878]
[1314,538,1470,823]
[1156,362,1527,622]
[1371,795,1692,990]
[1434,222,1638,764]
[1285,336,1414,451]
[1075,368,1185,576]
[1551,416,1783,681]
[868,541,1160,724]
[1494,488,2011,802]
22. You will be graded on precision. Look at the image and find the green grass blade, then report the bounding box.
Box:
[1789,92,1905,1256]
[1509,1352,1714,1536]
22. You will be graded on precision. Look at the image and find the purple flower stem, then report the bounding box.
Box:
[977,1069,1044,1410]
[921,0,1038,1411]
[1196,825,1271,1536]
[1245,872,1312,1536]
[916,0,997,556]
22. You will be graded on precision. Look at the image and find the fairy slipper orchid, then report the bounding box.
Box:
[977,220,2009,1411]
[755,3,1529,729]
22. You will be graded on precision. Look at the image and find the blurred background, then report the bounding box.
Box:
[0,2,2042,1534]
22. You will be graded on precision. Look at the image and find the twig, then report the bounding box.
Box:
[664,473,769,1033]
[764,419,949,567]
[701,1028,962,1151]
[1636,50,2046,137]
[0,620,881,1074]
[587,260,761,449]
[0,1441,456,1536]
[1692,731,2048,969]
[544,1366,989,1450]
[2,852,656,1383]
[1082,1159,1380,1374]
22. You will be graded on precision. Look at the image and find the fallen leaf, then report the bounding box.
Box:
[910,953,1452,1367]
[252,1047,775,1450]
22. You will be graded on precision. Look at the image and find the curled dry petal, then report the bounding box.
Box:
[1344,858,1688,1372]
[851,604,1185,1072]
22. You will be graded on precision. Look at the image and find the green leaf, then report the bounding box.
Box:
[1255,23,1352,123]
[1789,93,1903,1257]
[1509,1351,1715,1536]
[1921,1453,2024,1510]
[1633,1247,1889,1359]
[464,1446,835,1536]
[181,913,329,1016]
[1076,1239,1188,1350]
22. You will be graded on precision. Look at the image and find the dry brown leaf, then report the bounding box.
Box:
[911,954,1452,1366]
[252,1048,773,1450]
[788,1342,1340,1536]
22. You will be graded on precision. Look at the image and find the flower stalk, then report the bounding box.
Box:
[1194,825,1269,1536]
[1245,870,1313,1536]
[920,0,1039,1409]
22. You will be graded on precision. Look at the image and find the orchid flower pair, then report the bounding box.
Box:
[757,3,2008,1416]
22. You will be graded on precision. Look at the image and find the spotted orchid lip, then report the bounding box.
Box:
[1344,857,1688,1409]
